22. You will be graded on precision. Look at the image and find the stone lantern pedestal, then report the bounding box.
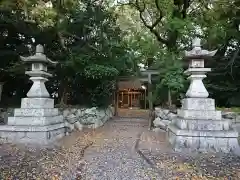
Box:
[168,38,239,153]
[0,45,65,145]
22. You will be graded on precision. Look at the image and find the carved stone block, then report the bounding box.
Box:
[21,98,54,108]
[14,108,59,117]
[175,118,231,131]
[177,109,221,120]
[181,98,215,110]
[8,115,63,126]
[168,125,239,153]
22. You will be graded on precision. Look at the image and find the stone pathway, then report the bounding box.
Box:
[82,118,165,180]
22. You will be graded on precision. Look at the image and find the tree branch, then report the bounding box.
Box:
[135,0,168,45]
[182,0,191,18]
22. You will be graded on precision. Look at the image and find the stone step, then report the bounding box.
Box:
[0,123,65,132]
[173,118,232,131]
[168,125,239,153]
[117,109,150,119]
[181,98,215,110]
[21,98,54,108]
[177,109,221,120]
[0,123,65,145]
[168,125,238,137]
[8,115,64,126]
[112,118,148,123]
[14,108,59,117]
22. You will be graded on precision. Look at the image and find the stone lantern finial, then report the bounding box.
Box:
[36,44,44,54]
[192,37,201,48]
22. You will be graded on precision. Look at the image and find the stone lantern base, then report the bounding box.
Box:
[168,98,239,153]
[0,97,65,145]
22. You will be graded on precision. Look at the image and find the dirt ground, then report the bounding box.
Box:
[0,118,240,180]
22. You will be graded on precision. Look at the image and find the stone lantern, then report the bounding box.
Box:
[167,38,239,153]
[184,38,217,98]
[20,44,57,98]
[0,45,65,145]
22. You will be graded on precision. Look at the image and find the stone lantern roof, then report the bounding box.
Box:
[184,38,217,59]
[20,44,58,66]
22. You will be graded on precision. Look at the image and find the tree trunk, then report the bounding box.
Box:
[0,83,4,102]
[58,80,68,105]
[114,80,118,116]
[168,89,172,108]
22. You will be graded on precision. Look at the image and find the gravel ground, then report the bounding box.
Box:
[82,118,161,180]
[1,118,240,180]
[139,150,240,179]
[83,139,161,179]
[82,118,240,180]
[0,130,95,179]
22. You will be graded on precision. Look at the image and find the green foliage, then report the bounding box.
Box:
[84,65,119,79]
[0,0,133,107]
[159,65,184,92]
[152,51,186,105]
[2,0,240,108]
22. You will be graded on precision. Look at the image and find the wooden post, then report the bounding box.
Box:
[148,73,153,130]
[122,91,123,106]
[144,89,147,109]
[148,74,153,110]
[114,80,118,116]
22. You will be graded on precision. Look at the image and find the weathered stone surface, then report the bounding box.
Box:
[175,118,231,130]
[0,45,65,145]
[8,115,63,126]
[26,77,50,98]
[74,121,83,131]
[177,109,221,120]
[0,123,64,131]
[63,106,114,131]
[168,125,239,153]
[181,98,215,110]
[14,108,59,117]
[21,98,54,108]
[169,125,238,137]
[168,38,239,153]
[155,108,170,119]
[185,73,210,98]
[153,117,171,130]
[222,111,236,119]
[153,108,178,132]
[0,124,65,144]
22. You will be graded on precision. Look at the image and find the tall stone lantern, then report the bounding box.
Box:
[0,45,65,145]
[168,38,239,153]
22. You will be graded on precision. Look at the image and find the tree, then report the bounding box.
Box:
[0,0,133,107]
[115,0,195,106]
[191,0,240,106]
